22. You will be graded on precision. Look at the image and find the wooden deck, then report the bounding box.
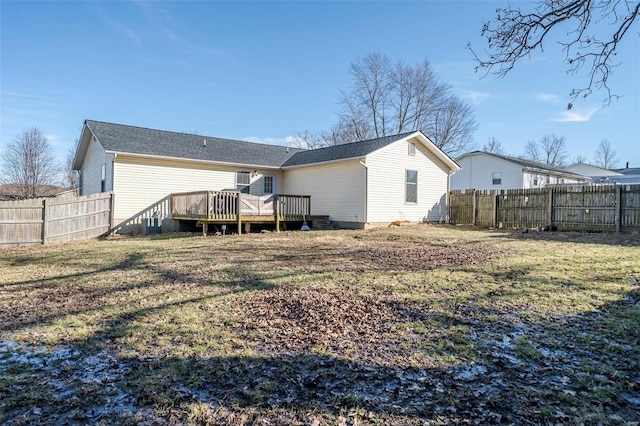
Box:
[171,191,313,234]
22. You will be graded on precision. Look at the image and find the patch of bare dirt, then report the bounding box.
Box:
[236,286,417,359]
[352,241,509,271]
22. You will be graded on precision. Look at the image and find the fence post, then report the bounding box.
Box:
[42,198,48,244]
[108,193,116,234]
[236,193,242,235]
[472,189,478,225]
[547,188,554,227]
[615,184,622,233]
[492,192,498,229]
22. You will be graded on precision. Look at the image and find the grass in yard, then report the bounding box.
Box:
[1,225,639,424]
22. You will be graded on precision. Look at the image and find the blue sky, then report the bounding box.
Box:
[2,0,639,172]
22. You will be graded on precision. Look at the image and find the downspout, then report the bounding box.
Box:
[111,153,117,234]
[359,158,368,225]
[111,153,117,192]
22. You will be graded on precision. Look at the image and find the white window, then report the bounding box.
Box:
[263,176,273,194]
[101,164,106,192]
[408,141,416,156]
[236,171,251,194]
[406,170,417,203]
[492,172,502,185]
[533,177,538,186]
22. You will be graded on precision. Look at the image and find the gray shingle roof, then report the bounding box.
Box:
[86,120,303,168]
[85,121,425,169]
[460,151,584,177]
[612,167,640,175]
[283,132,417,167]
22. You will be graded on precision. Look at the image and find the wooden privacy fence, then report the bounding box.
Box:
[0,192,114,245]
[450,184,640,232]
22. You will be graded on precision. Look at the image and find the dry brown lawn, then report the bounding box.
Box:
[1,225,639,425]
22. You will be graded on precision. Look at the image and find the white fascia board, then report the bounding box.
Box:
[72,124,93,170]
[280,156,363,170]
[105,150,282,170]
[410,131,461,171]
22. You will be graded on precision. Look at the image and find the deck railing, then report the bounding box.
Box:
[171,191,311,222]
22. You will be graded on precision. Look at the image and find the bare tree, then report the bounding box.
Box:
[571,154,589,165]
[340,52,393,138]
[523,134,569,166]
[428,95,478,158]
[482,137,505,154]
[0,127,59,199]
[524,140,541,162]
[337,52,477,156]
[64,148,80,189]
[593,139,619,168]
[470,1,640,104]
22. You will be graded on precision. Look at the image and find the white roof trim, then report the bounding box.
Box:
[107,150,282,170]
[281,156,366,170]
[282,131,460,171]
[409,131,460,171]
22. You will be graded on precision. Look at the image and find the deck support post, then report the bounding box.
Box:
[202,222,208,237]
[236,193,242,235]
[274,195,280,232]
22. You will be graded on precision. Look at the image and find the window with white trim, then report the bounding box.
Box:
[236,171,251,194]
[263,176,273,194]
[406,170,418,203]
[492,172,502,185]
[408,141,416,156]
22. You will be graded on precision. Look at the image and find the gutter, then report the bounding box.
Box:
[104,150,283,170]
[359,158,368,224]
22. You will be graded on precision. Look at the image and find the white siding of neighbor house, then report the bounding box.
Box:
[112,155,282,222]
[522,171,583,188]
[451,154,523,191]
[282,160,366,223]
[565,163,622,177]
[366,137,450,223]
[79,135,114,195]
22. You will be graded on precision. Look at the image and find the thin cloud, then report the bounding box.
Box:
[554,107,600,122]
[242,136,297,147]
[461,90,491,106]
[535,92,559,102]
[97,11,142,46]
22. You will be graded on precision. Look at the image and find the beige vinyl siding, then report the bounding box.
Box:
[112,155,282,222]
[366,138,450,223]
[80,136,113,195]
[282,160,366,223]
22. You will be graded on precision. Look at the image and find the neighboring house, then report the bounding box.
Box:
[610,165,640,184]
[451,151,587,191]
[73,120,460,232]
[0,184,71,201]
[565,162,623,178]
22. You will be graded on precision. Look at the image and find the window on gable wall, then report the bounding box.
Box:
[533,177,538,186]
[492,172,502,185]
[236,171,251,194]
[406,170,418,203]
[408,141,416,156]
[101,164,106,192]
